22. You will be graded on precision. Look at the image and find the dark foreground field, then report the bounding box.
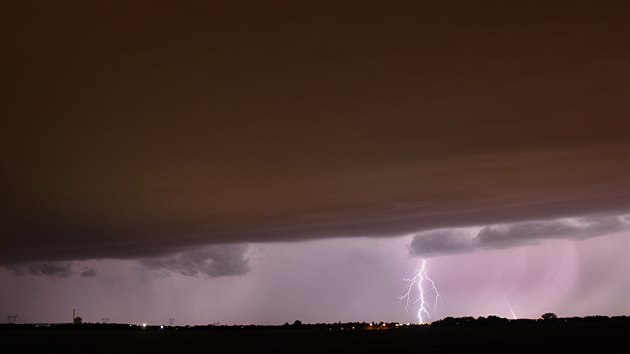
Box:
[1,317,628,353]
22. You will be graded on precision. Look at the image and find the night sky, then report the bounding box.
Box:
[1,1,628,325]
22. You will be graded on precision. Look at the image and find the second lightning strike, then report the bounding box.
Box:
[399,259,440,324]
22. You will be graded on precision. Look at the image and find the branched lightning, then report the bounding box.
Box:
[399,259,440,324]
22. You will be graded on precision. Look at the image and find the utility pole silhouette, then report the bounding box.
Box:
[7,314,18,324]
[72,308,82,324]
[168,318,175,326]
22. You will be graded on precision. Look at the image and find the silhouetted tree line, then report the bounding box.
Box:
[1,314,627,332]
[431,314,629,327]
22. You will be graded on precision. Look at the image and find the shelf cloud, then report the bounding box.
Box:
[1,1,628,269]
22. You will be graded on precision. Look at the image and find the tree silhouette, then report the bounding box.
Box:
[541,312,558,320]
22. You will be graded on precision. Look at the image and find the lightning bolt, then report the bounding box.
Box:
[505,297,517,320]
[399,259,440,324]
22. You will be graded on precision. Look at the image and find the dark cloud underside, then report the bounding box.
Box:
[409,214,630,258]
[1,1,628,265]
[141,244,250,278]
[8,262,97,278]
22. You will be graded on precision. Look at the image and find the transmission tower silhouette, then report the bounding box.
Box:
[6,314,18,324]
[168,318,175,326]
[102,318,109,324]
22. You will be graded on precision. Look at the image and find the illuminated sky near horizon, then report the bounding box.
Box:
[1,221,628,325]
[1,1,628,324]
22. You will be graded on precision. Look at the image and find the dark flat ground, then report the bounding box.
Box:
[1,320,629,353]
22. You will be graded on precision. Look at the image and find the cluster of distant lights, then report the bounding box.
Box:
[130,322,417,330]
[340,323,409,330]
[138,323,164,329]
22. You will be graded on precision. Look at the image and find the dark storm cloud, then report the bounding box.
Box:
[408,229,476,256]
[1,1,629,266]
[140,244,250,278]
[8,262,96,278]
[409,215,630,258]
[80,266,98,277]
